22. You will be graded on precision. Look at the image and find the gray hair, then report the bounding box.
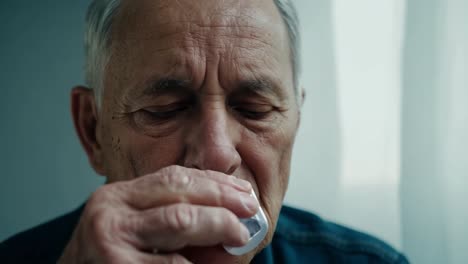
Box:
[85,0,301,107]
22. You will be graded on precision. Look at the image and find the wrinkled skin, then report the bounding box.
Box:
[62,0,302,263]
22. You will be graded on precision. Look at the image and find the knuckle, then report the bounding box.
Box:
[90,184,122,205]
[157,170,192,191]
[205,170,220,178]
[86,210,132,259]
[160,165,183,176]
[164,204,195,232]
[89,186,109,204]
[85,203,125,245]
[87,208,111,239]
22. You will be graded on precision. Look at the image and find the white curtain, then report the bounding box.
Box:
[286,0,468,263]
[401,0,468,263]
[287,0,404,249]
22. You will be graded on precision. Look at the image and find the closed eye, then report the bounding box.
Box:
[231,104,274,120]
[132,102,192,126]
[143,104,190,119]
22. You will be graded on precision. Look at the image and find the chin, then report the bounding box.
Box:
[180,246,253,264]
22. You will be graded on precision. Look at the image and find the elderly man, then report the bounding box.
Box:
[0,0,408,263]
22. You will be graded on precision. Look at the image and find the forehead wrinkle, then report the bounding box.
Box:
[113,0,288,66]
[113,46,203,104]
[116,0,283,47]
[219,32,288,97]
[109,0,292,102]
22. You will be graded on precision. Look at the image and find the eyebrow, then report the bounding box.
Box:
[141,77,193,97]
[236,78,287,100]
[138,76,287,100]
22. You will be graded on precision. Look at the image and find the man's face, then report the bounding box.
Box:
[95,0,299,260]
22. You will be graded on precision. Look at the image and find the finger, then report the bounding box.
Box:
[136,251,193,264]
[123,167,258,217]
[135,166,252,193]
[130,204,251,252]
[105,247,192,264]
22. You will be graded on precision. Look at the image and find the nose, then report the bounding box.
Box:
[183,104,241,175]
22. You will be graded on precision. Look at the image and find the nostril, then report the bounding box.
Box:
[187,164,201,170]
[226,165,237,175]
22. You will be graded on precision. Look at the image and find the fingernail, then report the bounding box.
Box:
[240,192,259,213]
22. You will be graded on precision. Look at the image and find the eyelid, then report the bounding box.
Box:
[229,103,276,121]
[232,103,274,111]
[145,102,188,111]
[133,103,190,126]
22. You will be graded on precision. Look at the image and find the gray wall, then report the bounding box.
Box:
[0,1,103,240]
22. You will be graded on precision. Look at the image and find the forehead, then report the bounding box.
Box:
[115,0,285,34]
[107,0,293,97]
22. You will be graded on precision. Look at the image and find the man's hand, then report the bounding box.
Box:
[58,166,258,264]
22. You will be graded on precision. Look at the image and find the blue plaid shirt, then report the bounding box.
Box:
[252,206,409,263]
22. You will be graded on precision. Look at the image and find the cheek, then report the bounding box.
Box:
[101,119,186,180]
[125,130,186,177]
[238,118,297,211]
[236,120,297,249]
[97,116,131,181]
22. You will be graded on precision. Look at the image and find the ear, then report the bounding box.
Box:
[70,86,106,176]
[300,86,306,108]
[296,86,306,129]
